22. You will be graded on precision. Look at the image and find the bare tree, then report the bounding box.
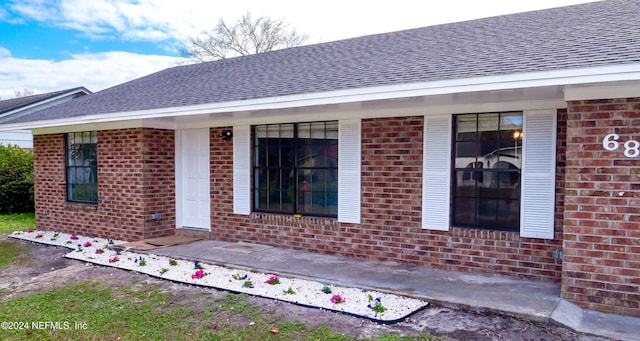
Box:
[14,88,35,98]
[181,12,310,63]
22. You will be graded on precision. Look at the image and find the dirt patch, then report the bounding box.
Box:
[0,237,613,340]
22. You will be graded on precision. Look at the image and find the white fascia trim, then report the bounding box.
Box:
[4,63,640,131]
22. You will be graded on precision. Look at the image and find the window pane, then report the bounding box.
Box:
[480,130,499,157]
[255,142,267,168]
[267,144,280,167]
[317,144,338,168]
[297,188,312,213]
[297,145,313,169]
[266,125,281,138]
[454,198,476,226]
[478,113,499,132]
[310,122,326,139]
[497,199,520,228]
[268,194,282,211]
[455,170,478,197]
[455,142,479,168]
[478,199,498,225]
[452,113,521,230]
[326,192,338,215]
[256,189,268,210]
[281,187,294,212]
[327,169,338,192]
[90,184,98,202]
[253,121,338,216]
[255,125,268,138]
[456,115,477,141]
[280,124,294,138]
[254,166,268,210]
[500,113,523,131]
[67,183,74,201]
[298,122,311,139]
[326,121,338,139]
[498,171,520,191]
[280,138,294,167]
[66,132,98,203]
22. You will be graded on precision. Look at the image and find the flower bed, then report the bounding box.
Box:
[9,230,428,322]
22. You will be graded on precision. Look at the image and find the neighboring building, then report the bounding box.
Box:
[0,88,91,148]
[0,0,638,317]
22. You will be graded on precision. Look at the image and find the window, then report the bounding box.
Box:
[254,121,338,216]
[66,131,98,203]
[452,112,522,231]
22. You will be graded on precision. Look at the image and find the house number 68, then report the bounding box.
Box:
[602,133,640,158]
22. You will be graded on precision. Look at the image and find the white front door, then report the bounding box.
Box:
[177,129,210,230]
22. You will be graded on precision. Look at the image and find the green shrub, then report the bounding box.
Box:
[0,144,34,213]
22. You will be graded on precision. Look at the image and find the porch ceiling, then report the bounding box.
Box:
[146,83,568,130]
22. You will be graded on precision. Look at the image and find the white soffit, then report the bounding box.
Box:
[7,63,640,131]
[564,81,640,101]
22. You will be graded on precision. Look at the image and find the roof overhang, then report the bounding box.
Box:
[2,63,640,133]
[0,88,91,121]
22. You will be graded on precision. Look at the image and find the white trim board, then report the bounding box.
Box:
[564,82,640,101]
[5,63,639,131]
[29,98,566,135]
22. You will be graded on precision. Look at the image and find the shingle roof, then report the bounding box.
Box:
[4,0,640,125]
[0,87,89,116]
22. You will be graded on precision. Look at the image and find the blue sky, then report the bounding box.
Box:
[0,0,596,99]
[0,20,168,60]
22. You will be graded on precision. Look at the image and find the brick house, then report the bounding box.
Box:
[0,0,638,316]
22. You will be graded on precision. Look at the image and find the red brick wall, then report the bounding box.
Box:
[563,98,640,316]
[141,129,176,238]
[194,115,566,282]
[34,128,175,241]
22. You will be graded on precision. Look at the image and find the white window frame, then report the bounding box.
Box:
[421,111,557,240]
[233,119,362,223]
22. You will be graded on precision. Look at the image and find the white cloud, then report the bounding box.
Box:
[10,0,209,42]
[0,47,11,58]
[0,51,183,98]
[8,0,600,46]
[9,0,58,22]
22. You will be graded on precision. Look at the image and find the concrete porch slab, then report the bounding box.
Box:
[151,240,561,320]
[150,239,640,340]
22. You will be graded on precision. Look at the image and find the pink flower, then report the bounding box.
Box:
[70,234,78,240]
[95,249,104,254]
[83,241,92,247]
[27,229,33,233]
[109,256,119,263]
[191,269,205,279]
[265,276,280,285]
[331,294,345,304]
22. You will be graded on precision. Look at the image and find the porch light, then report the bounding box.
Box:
[220,130,233,141]
[513,131,523,159]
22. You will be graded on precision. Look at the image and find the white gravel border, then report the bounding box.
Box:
[9,230,428,322]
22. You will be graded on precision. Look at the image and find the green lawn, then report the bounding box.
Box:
[0,213,34,266]
[0,240,28,267]
[0,283,438,341]
[0,213,441,340]
[0,212,35,235]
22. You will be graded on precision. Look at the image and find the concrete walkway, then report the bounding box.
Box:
[150,240,640,341]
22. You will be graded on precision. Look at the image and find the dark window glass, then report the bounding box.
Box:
[66,131,98,203]
[254,121,338,217]
[452,113,522,231]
